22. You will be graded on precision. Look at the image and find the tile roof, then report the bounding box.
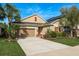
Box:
[47,15,64,23]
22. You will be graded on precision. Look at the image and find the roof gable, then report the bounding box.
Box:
[21,14,46,23]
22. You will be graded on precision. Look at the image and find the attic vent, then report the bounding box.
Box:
[35,17,37,21]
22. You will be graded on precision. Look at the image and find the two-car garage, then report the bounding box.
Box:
[19,28,36,37]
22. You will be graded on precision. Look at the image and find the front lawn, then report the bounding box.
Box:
[47,37,79,46]
[0,38,26,56]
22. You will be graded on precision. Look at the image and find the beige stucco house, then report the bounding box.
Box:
[20,15,46,37]
[13,14,52,38]
[13,14,63,38]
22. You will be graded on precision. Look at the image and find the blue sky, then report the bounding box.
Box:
[12,3,79,20]
[2,3,79,23]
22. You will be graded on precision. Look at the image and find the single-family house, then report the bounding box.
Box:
[13,14,52,38]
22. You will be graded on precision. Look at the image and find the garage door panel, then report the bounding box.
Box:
[19,28,35,37]
[26,28,35,37]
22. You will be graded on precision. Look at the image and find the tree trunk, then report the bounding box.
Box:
[75,26,77,37]
[8,18,12,42]
[8,27,11,42]
[70,29,73,38]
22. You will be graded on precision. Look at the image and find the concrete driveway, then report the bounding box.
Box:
[17,37,70,56]
[33,45,79,56]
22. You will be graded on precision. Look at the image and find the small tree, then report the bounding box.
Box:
[60,6,79,38]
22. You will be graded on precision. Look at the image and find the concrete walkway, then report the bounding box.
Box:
[17,37,70,56]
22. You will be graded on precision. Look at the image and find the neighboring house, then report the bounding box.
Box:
[47,15,64,32]
[47,15,79,37]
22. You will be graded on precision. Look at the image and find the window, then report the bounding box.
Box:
[35,17,37,21]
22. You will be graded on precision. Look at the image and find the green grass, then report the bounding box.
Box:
[47,37,79,46]
[0,38,26,56]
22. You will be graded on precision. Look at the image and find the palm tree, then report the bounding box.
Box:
[4,3,21,40]
[0,4,6,23]
[0,3,20,40]
[0,4,6,37]
[13,9,21,38]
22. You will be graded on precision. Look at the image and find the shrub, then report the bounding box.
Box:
[44,29,66,38]
[49,31,57,38]
[56,32,66,37]
[44,29,57,38]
